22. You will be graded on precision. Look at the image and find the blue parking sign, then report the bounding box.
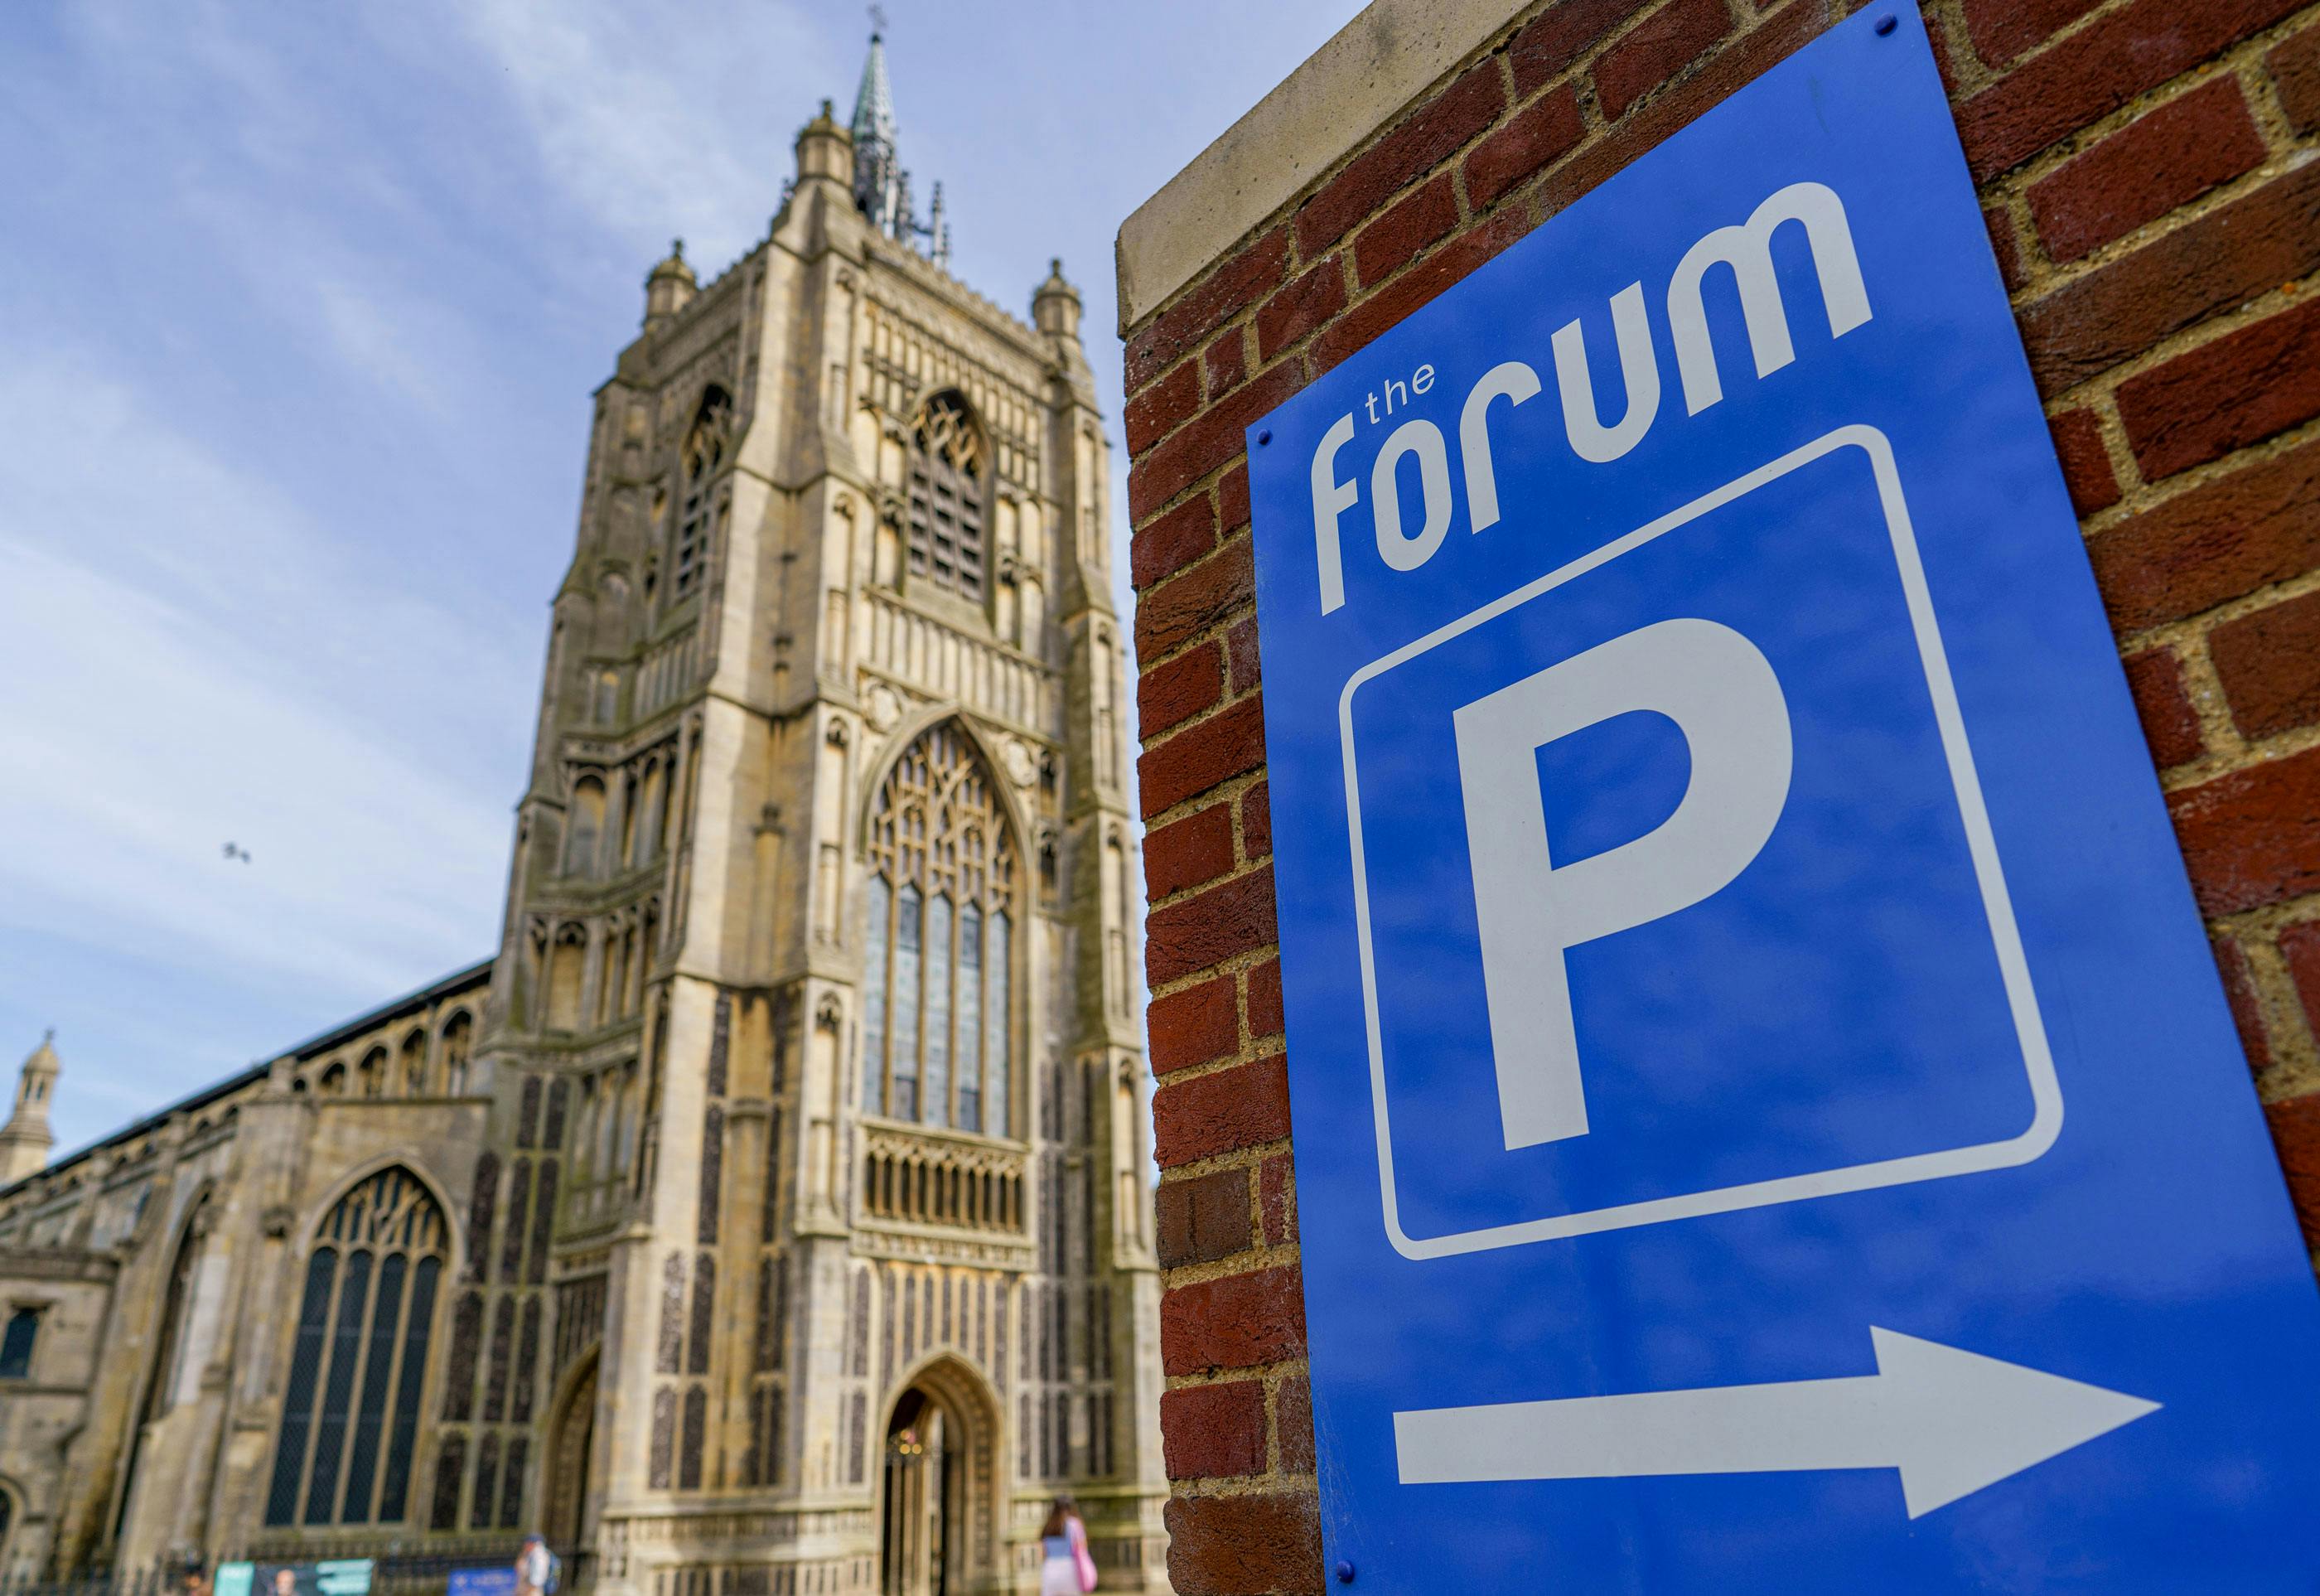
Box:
[1245,8,2320,1589]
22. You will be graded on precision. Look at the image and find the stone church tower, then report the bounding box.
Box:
[0,37,1166,1596]
[481,34,1168,1589]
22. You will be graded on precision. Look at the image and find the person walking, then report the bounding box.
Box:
[515,1534,559,1596]
[1037,1495,1097,1594]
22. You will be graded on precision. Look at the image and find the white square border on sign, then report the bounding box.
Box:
[1338,425,2063,1260]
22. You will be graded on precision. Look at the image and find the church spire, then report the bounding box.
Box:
[846,22,951,268]
[0,1030,59,1187]
[849,24,897,157]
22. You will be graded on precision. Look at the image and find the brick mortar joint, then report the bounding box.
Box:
[1131,488,1250,563]
[1162,1471,1321,1503]
[2247,15,2320,138]
[2040,276,2320,438]
[1137,670,1264,761]
[1160,1345,1308,1391]
[1155,1138,1293,1194]
[1159,1242,1303,1294]
[1997,143,2320,316]
[1140,768,1272,854]
[1152,1045,1291,1107]
[1129,532,1254,616]
[2089,409,2320,576]
[1131,459,1252,540]
[1162,1357,1312,1399]
[1143,881,1273,954]
[2138,567,2320,761]
[2023,220,2320,418]
[2243,950,2320,1100]
[1145,946,1278,1018]
[1944,0,2177,99]
[2160,726,2320,806]
[1973,28,2313,212]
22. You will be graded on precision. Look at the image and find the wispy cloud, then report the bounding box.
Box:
[0,356,515,1002]
[0,0,1363,1153]
[439,0,837,270]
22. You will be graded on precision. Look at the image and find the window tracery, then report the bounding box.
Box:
[673,388,732,602]
[263,1167,445,1527]
[860,722,1017,1133]
[906,390,988,600]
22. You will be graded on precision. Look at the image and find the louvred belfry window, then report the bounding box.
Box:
[264,1168,447,1526]
[861,722,1018,1134]
[674,387,732,602]
[906,390,988,600]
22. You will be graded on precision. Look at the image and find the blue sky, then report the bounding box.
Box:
[0,0,1355,1153]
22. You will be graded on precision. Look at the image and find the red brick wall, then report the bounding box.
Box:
[1122,2,2320,1589]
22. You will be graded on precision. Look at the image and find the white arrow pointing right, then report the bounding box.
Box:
[1395,1327,2159,1517]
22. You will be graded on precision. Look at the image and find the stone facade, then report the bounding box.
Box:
[0,48,1167,1596]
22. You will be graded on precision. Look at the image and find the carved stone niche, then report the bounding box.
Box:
[815,994,845,1033]
[260,1205,296,1241]
[1000,737,1037,790]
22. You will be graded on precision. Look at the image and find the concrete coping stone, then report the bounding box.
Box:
[1114,0,1523,335]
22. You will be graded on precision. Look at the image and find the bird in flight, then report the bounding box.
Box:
[222,842,252,863]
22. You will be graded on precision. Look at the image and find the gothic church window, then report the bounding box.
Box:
[0,1308,39,1378]
[860,722,1017,1133]
[906,390,988,600]
[429,1434,464,1531]
[674,388,732,602]
[264,1167,446,1527]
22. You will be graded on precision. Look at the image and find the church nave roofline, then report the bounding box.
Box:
[0,957,495,1201]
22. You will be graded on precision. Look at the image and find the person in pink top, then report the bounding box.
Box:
[1037,1495,1096,1594]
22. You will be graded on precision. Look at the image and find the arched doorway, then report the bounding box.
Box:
[543,1353,597,1553]
[878,1359,999,1596]
[882,1389,955,1596]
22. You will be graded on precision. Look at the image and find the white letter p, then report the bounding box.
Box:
[1452,618,1792,1149]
